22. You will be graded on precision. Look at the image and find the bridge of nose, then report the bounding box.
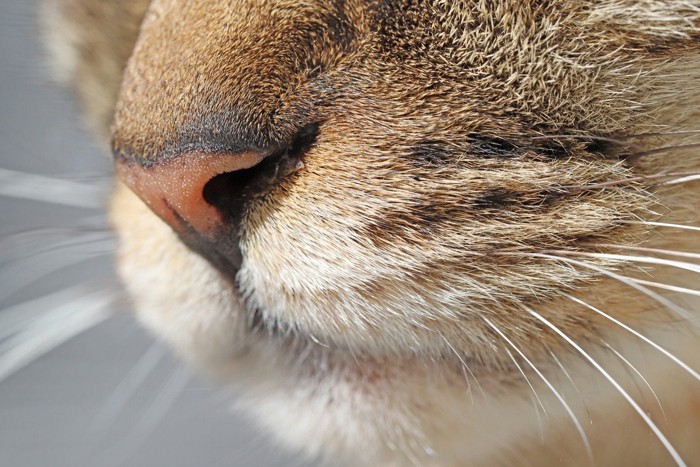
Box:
[110,0,356,167]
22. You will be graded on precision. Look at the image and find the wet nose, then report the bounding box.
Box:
[113,123,316,274]
[115,150,269,242]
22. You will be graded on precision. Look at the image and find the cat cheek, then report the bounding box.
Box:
[111,183,250,371]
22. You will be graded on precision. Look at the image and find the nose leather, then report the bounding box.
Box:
[115,150,266,240]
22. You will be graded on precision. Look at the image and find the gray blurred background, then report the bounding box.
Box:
[0,1,314,465]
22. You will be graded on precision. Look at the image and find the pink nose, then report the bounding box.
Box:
[115,150,266,240]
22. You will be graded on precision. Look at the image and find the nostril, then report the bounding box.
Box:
[203,122,319,216]
[202,156,280,216]
[202,150,300,216]
[201,171,239,207]
[203,166,256,212]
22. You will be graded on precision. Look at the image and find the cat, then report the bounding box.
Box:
[45,0,700,465]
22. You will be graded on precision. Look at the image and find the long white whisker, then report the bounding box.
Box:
[483,317,593,461]
[91,343,167,432]
[629,278,700,297]
[623,221,700,232]
[597,244,700,261]
[549,250,700,275]
[548,350,593,422]
[503,347,546,442]
[564,294,700,382]
[107,367,191,464]
[1,234,113,267]
[0,167,106,208]
[503,347,548,416]
[528,253,693,321]
[0,283,102,342]
[0,288,115,382]
[524,306,686,467]
[603,343,666,419]
[0,244,112,303]
[441,334,485,400]
[663,174,700,185]
[0,227,108,252]
[548,350,579,395]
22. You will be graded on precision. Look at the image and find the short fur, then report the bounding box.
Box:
[47,0,700,465]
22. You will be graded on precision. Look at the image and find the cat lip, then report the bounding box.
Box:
[175,219,244,277]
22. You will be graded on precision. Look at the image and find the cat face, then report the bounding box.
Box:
[90,0,700,463]
[114,0,659,358]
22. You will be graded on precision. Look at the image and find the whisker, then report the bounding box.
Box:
[0,226,110,248]
[503,347,546,442]
[91,343,167,432]
[603,343,666,419]
[0,227,111,268]
[620,130,700,139]
[0,167,106,209]
[524,306,686,467]
[503,347,548,416]
[0,283,103,342]
[529,130,700,143]
[0,287,115,382]
[564,294,700,382]
[516,171,700,197]
[548,350,593,422]
[596,244,700,261]
[553,170,700,193]
[629,278,700,297]
[548,350,579,395]
[440,335,484,400]
[0,232,113,266]
[524,252,693,321]
[663,174,700,185]
[107,367,191,464]
[627,142,700,159]
[547,250,700,275]
[483,317,593,461]
[528,134,631,145]
[0,242,113,304]
[622,221,700,232]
